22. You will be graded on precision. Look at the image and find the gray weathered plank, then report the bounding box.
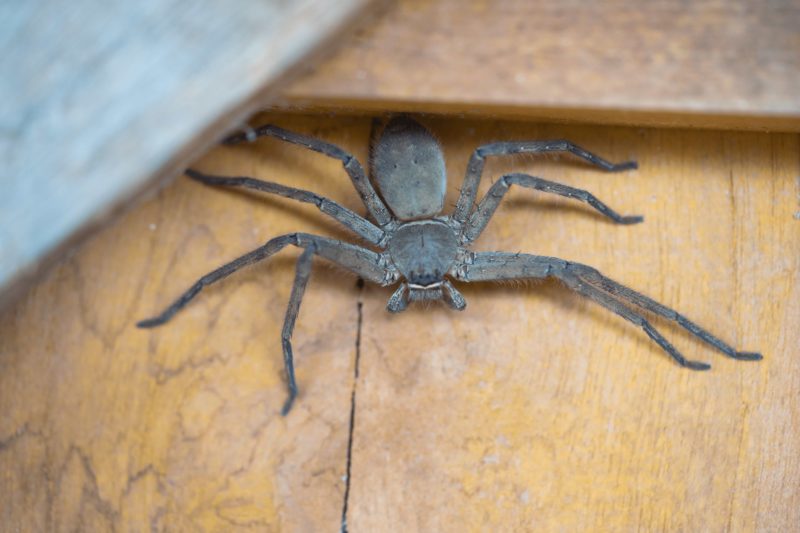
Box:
[0,0,376,308]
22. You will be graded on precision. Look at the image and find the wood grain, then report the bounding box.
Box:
[1,114,797,531]
[280,0,800,132]
[0,0,378,310]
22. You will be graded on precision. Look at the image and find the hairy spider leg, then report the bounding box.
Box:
[185,169,385,245]
[462,172,643,244]
[460,253,762,368]
[137,233,390,414]
[224,124,393,226]
[560,276,711,370]
[280,245,314,415]
[568,263,763,362]
[452,139,638,224]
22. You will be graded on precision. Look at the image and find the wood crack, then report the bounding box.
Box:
[340,279,364,533]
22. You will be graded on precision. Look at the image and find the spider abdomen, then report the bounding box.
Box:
[387,220,459,287]
[373,116,446,220]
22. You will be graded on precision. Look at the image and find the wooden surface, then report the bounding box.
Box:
[0,0,378,310]
[280,0,800,131]
[1,114,798,531]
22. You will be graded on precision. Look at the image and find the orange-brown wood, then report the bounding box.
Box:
[281,0,800,131]
[1,114,798,530]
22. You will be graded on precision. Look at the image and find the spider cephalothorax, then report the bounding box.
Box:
[139,116,762,414]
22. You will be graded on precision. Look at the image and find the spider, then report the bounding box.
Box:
[138,116,762,414]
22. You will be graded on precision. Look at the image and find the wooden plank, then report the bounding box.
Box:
[1,114,797,530]
[280,0,800,131]
[0,0,379,310]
